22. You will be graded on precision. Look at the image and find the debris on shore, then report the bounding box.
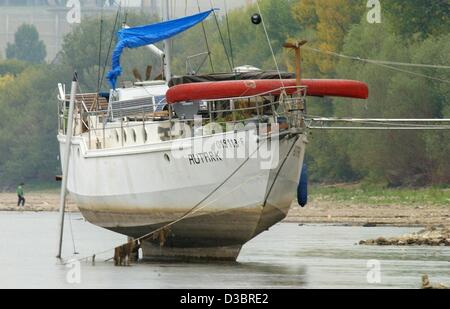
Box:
[359,226,450,246]
[422,274,449,289]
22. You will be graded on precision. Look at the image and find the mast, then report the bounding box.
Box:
[56,72,78,259]
[162,0,172,81]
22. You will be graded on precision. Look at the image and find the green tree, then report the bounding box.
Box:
[0,59,27,76]
[0,65,71,188]
[292,0,365,74]
[6,24,47,64]
[335,20,450,186]
[383,0,450,39]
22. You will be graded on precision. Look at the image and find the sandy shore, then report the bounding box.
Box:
[286,201,450,227]
[1,191,449,226]
[0,191,78,212]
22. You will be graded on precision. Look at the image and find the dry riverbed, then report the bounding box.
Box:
[1,190,449,227]
[286,200,450,227]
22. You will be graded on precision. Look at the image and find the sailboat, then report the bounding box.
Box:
[57,3,368,261]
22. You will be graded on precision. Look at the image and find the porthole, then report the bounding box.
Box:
[123,130,127,143]
[115,129,120,143]
[164,153,170,162]
[132,129,137,143]
[143,128,148,143]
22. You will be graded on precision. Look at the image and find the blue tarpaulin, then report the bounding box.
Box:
[107,9,215,89]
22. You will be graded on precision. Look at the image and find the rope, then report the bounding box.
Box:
[59,135,272,265]
[209,0,233,71]
[304,47,450,84]
[255,0,284,84]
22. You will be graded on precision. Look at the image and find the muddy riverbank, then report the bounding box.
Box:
[1,191,449,226]
[359,226,450,246]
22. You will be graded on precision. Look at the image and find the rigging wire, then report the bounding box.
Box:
[255,0,283,84]
[307,126,450,130]
[304,46,450,84]
[304,116,450,130]
[96,5,104,96]
[209,0,234,71]
[67,209,79,255]
[223,0,235,69]
[172,0,176,19]
[99,5,122,91]
[123,0,129,24]
[304,46,450,70]
[196,0,215,72]
[371,62,450,84]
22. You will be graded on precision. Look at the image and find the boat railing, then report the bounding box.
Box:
[58,85,307,150]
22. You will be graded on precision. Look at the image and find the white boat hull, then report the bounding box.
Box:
[59,130,307,260]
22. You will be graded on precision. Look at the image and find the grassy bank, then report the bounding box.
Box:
[310,183,450,207]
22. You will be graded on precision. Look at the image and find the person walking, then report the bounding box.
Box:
[17,183,25,207]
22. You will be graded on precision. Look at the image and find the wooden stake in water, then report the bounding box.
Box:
[56,72,78,259]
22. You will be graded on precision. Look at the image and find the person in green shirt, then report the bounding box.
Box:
[17,183,25,207]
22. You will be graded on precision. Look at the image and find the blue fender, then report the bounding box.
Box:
[297,163,308,207]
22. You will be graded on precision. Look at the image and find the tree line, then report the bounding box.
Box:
[0,0,448,189]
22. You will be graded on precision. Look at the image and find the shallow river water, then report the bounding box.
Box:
[0,211,448,288]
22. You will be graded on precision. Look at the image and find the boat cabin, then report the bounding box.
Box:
[57,71,310,150]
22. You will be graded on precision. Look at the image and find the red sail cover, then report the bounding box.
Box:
[166,79,369,104]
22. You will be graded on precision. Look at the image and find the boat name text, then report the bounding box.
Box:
[188,152,223,165]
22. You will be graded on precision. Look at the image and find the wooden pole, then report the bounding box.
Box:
[283,40,307,87]
[295,47,301,85]
[56,72,78,259]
